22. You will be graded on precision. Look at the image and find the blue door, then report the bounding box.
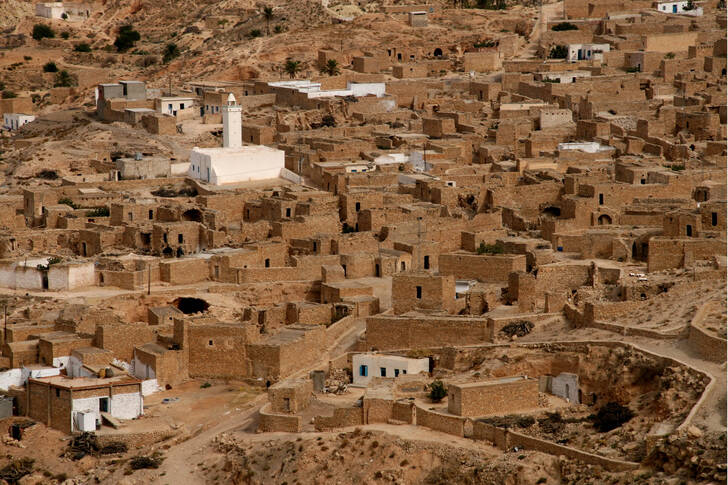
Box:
[673,4,677,12]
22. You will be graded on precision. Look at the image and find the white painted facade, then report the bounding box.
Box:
[267,80,386,99]
[188,145,285,184]
[657,0,702,14]
[352,354,429,386]
[48,262,95,290]
[558,141,613,153]
[141,379,160,396]
[132,352,155,380]
[3,113,35,131]
[567,43,610,62]
[35,2,65,18]
[0,366,60,391]
[67,355,95,378]
[71,391,143,432]
[156,97,195,116]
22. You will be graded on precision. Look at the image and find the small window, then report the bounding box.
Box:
[598,193,604,205]
[402,369,407,374]
[355,202,361,212]
[128,212,133,221]
[380,367,387,377]
[180,103,185,110]
[711,212,718,226]
[55,389,60,398]
[208,339,213,346]
[424,255,430,270]
[148,210,153,219]
[286,208,291,218]
[686,224,693,237]
[178,234,184,243]
[359,365,368,377]
[394,369,400,377]
[265,258,271,268]
[416,286,422,299]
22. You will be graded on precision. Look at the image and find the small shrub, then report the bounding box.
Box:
[427,380,447,402]
[114,25,140,52]
[625,66,640,73]
[23,55,32,61]
[548,45,568,59]
[32,24,55,41]
[43,61,58,73]
[163,43,180,63]
[476,242,503,254]
[129,455,162,470]
[249,29,262,38]
[74,42,91,52]
[664,52,675,59]
[551,22,578,31]
[342,223,356,234]
[60,31,70,40]
[86,207,110,217]
[273,25,284,34]
[2,91,17,99]
[58,197,79,209]
[321,114,336,127]
[61,12,68,20]
[200,382,212,388]
[54,70,77,88]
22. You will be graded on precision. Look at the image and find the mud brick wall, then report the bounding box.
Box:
[259,404,302,432]
[392,273,455,314]
[392,401,414,423]
[314,406,364,431]
[159,258,209,285]
[269,379,313,414]
[237,266,321,283]
[439,253,526,283]
[95,324,157,363]
[187,324,252,379]
[415,405,465,437]
[448,379,539,417]
[366,315,490,350]
[363,397,394,424]
[689,322,727,363]
[648,238,725,272]
[535,264,591,293]
[583,300,644,324]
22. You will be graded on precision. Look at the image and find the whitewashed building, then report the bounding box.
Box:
[3,113,35,131]
[352,353,429,386]
[188,94,285,185]
[567,43,610,62]
[656,0,703,14]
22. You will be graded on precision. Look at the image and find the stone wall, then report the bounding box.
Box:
[258,403,302,432]
[366,315,491,350]
[415,405,465,437]
[313,406,364,431]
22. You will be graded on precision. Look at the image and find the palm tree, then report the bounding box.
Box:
[284,59,302,79]
[262,6,274,35]
[320,59,340,76]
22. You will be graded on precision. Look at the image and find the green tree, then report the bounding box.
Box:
[319,59,340,76]
[32,24,55,41]
[1,91,16,99]
[548,45,568,59]
[54,70,77,88]
[74,42,91,52]
[427,380,447,402]
[114,25,140,52]
[262,6,274,35]
[551,22,578,31]
[284,59,302,79]
[163,43,180,63]
[43,61,59,73]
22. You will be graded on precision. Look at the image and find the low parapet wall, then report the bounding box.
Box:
[472,421,639,471]
[415,405,465,437]
[687,301,726,363]
[258,403,302,433]
[313,406,363,431]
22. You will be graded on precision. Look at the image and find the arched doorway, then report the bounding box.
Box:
[597,214,612,225]
[433,48,443,57]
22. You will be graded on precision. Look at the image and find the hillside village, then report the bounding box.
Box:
[0,0,722,483]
